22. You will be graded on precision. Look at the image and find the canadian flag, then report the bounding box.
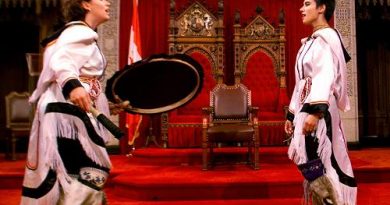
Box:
[127,0,142,146]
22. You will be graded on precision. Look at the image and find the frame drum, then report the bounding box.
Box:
[106,54,203,114]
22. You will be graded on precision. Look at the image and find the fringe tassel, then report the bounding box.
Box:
[288,112,308,164]
[315,120,343,204]
[340,182,358,205]
[76,121,112,168]
[46,112,111,169]
[41,114,73,192]
[302,179,311,205]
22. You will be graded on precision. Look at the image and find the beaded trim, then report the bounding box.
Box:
[298,158,324,182]
[79,167,108,189]
[80,76,102,101]
[299,77,312,104]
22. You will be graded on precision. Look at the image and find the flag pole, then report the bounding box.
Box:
[126,0,144,155]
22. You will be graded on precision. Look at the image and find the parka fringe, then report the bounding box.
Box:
[288,112,308,164]
[44,112,112,170]
[340,182,358,205]
[315,120,342,203]
[302,179,311,205]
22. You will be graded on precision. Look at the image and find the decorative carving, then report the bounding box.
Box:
[279,9,285,24]
[168,0,224,77]
[246,17,274,39]
[335,0,355,97]
[335,0,359,143]
[234,8,286,86]
[218,0,223,12]
[170,0,175,12]
[255,6,263,15]
[234,10,240,24]
[179,3,215,36]
[242,46,279,77]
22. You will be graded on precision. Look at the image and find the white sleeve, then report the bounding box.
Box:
[307,37,335,105]
[49,26,97,87]
[288,81,299,115]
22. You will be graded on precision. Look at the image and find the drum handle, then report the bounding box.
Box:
[90,106,124,139]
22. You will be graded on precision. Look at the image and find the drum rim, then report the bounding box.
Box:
[109,57,202,114]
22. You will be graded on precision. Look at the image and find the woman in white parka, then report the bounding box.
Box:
[285,0,357,204]
[20,0,116,204]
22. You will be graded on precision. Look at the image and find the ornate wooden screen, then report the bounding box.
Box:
[161,0,225,147]
[233,7,289,145]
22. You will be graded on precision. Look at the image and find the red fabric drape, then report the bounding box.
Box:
[119,0,322,149]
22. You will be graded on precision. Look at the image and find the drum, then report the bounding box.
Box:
[105,53,204,114]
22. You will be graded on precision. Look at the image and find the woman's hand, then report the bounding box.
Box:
[302,114,320,135]
[285,120,294,136]
[69,87,91,112]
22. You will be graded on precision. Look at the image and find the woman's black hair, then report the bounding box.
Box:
[315,0,335,22]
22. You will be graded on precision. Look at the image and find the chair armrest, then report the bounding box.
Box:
[249,106,259,126]
[249,106,259,116]
[202,107,212,115]
[202,107,212,127]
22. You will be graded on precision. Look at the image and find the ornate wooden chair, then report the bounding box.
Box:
[233,7,289,145]
[5,91,31,160]
[161,0,225,148]
[202,83,259,170]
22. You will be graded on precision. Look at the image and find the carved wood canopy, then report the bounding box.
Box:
[233,7,286,88]
[168,0,225,81]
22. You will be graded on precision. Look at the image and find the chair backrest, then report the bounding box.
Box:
[5,91,31,129]
[211,84,250,121]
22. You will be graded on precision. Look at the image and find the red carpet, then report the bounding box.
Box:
[1,146,390,204]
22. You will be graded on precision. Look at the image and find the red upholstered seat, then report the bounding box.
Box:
[244,52,279,114]
[243,51,289,118]
[243,51,289,145]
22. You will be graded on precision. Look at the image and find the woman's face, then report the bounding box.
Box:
[299,0,324,26]
[83,0,111,27]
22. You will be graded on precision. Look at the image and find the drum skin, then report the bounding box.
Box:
[106,54,204,114]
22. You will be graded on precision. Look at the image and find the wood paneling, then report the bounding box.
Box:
[356,2,390,142]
